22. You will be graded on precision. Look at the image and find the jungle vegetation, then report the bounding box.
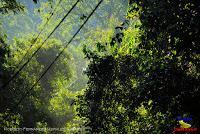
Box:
[0,0,199,133]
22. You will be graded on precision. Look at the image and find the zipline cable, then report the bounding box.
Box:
[4,0,103,120]
[0,0,81,91]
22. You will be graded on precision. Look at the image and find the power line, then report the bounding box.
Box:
[16,0,63,68]
[4,0,103,119]
[0,0,80,91]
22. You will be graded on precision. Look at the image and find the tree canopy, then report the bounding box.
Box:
[0,0,199,133]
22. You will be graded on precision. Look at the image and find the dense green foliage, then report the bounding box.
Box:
[0,0,199,133]
[77,0,200,133]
